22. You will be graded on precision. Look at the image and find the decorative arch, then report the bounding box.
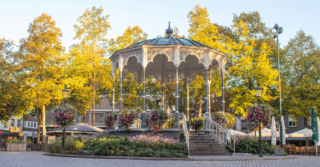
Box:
[147,50,174,64]
[122,51,143,67]
[112,60,119,75]
[180,50,205,65]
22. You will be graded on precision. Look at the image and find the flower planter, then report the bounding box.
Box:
[7,143,27,152]
[274,148,285,156]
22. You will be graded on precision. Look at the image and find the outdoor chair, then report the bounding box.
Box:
[300,147,307,155]
[34,144,41,151]
[316,146,320,156]
[295,147,301,155]
[276,145,281,148]
[311,146,316,156]
[41,143,48,151]
[30,144,35,151]
[288,145,296,155]
[307,146,314,155]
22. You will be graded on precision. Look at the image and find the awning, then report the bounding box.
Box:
[288,128,313,138]
[247,128,289,138]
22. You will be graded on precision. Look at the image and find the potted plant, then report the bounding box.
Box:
[148,108,168,131]
[119,110,136,130]
[190,117,205,131]
[272,145,285,156]
[105,112,118,130]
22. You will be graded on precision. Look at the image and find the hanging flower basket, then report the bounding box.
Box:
[190,117,205,131]
[53,104,77,128]
[119,110,136,130]
[105,112,118,130]
[211,111,227,128]
[246,104,272,132]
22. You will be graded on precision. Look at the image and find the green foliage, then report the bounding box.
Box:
[233,136,273,154]
[8,140,31,144]
[47,137,83,154]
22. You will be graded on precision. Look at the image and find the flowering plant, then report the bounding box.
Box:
[246,104,272,132]
[148,108,168,131]
[119,110,136,130]
[53,104,77,128]
[105,112,118,130]
[190,117,205,125]
[226,113,236,129]
[212,112,227,128]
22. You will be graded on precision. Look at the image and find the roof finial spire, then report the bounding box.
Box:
[166,21,173,38]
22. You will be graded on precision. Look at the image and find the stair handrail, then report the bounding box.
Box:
[182,114,190,156]
[203,114,237,155]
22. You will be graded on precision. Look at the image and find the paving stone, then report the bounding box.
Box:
[1,152,320,167]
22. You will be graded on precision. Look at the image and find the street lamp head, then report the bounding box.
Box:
[273,24,279,31]
[278,27,283,34]
[273,32,278,39]
[254,82,263,98]
[62,84,69,99]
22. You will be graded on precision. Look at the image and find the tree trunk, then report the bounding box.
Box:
[92,40,96,126]
[304,117,309,128]
[198,103,202,117]
[37,111,41,144]
[83,113,86,123]
[42,105,46,143]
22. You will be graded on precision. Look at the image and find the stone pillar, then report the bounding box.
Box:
[175,67,180,129]
[141,68,147,128]
[118,70,122,129]
[208,70,211,115]
[205,69,209,114]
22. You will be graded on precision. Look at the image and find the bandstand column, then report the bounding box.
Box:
[205,69,209,114]
[208,70,211,115]
[118,70,123,129]
[175,67,180,129]
[186,73,190,121]
[161,73,165,110]
[141,67,147,128]
[112,74,115,113]
[221,71,225,113]
[137,71,141,113]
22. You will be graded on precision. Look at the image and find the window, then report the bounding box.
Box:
[10,119,14,126]
[307,117,311,126]
[30,122,33,128]
[34,122,37,128]
[100,113,104,123]
[76,114,81,123]
[17,120,21,127]
[241,121,247,130]
[109,101,112,107]
[27,122,30,128]
[288,115,297,127]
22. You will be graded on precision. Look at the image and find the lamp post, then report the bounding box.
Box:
[273,23,284,148]
[254,82,263,157]
[61,84,69,154]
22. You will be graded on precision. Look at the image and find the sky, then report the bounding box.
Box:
[1,0,319,51]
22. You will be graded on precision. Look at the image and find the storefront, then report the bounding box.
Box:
[0,130,20,151]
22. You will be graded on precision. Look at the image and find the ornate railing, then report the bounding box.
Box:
[182,114,190,155]
[203,114,237,155]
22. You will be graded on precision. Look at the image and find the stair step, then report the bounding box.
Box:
[189,136,215,140]
[189,149,229,153]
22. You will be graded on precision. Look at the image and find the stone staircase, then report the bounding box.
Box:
[189,130,231,156]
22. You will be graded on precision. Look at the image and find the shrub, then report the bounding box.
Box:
[119,110,136,129]
[233,135,273,154]
[8,140,31,144]
[105,112,118,130]
[226,113,236,129]
[148,108,168,131]
[47,137,83,153]
[246,104,272,131]
[190,117,205,126]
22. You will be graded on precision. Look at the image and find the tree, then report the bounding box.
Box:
[0,38,30,121]
[190,74,206,117]
[187,5,278,117]
[18,13,65,143]
[107,26,147,56]
[282,30,320,127]
[74,6,111,126]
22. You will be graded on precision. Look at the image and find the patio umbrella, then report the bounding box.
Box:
[271,116,277,145]
[310,107,319,156]
[280,116,286,145]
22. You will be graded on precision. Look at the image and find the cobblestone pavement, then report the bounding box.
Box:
[1,152,320,167]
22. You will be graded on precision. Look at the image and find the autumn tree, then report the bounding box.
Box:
[74,6,111,126]
[187,5,278,117]
[107,26,147,56]
[282,30,320,126]
[0,38,30,121]
[18,14,65,143]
